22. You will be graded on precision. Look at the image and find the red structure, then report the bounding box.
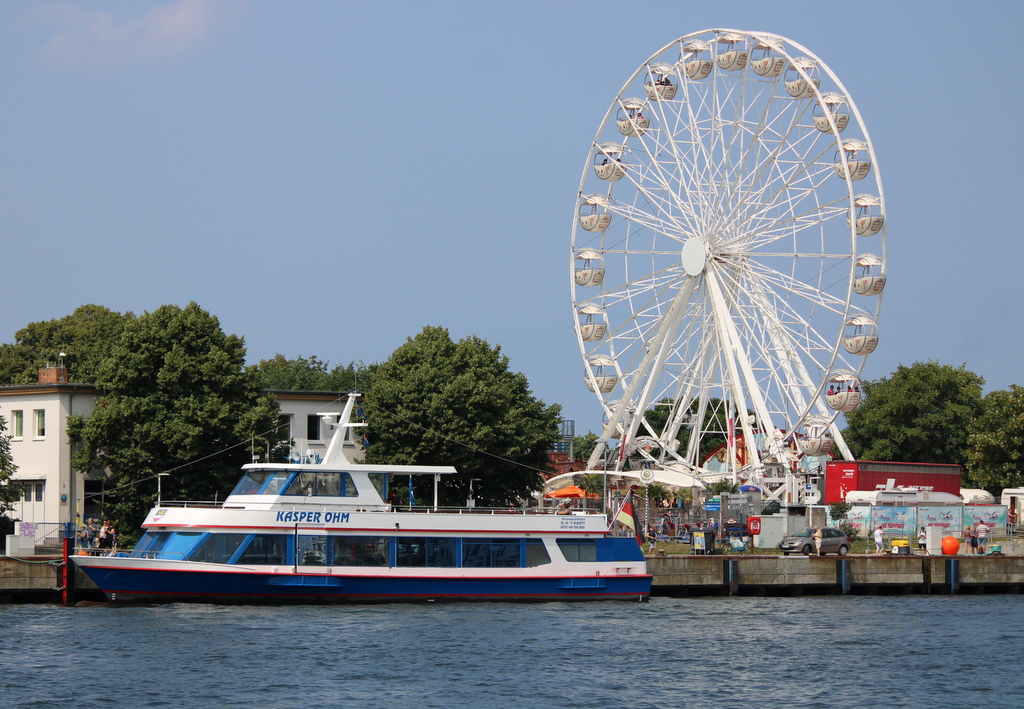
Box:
[825,460,961,504]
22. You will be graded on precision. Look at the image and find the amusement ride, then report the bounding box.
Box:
[569,29,887,505]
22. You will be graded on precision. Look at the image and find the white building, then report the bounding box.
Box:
[0,365,363,526]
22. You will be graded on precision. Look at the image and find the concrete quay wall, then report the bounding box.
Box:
[0,555,63,602]
[5,554,1024,602]
[648,555,1024,596]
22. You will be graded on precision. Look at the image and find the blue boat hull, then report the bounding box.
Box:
[78,564,652,604]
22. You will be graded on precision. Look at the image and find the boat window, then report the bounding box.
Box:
[462,539,521,568]
[557,539,598,562]
[331,536,390,566]
[133,532,204,561]
[231,470,275,496]
[367,473,386,498]
[283,472,358,497]
[395,537,456,567]
[237,534,290,565]
[298,535,327,566]
[261,471,293,495]
[129,531,173,558]
[525,539,551,567]
[284,471,317,496]
[189,534,249,564]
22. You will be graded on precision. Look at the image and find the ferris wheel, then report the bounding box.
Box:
[570,30,887,482]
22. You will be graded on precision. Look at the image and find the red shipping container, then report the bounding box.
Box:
[825,460,961,504]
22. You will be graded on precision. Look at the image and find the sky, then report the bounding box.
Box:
[0,0,1021,435]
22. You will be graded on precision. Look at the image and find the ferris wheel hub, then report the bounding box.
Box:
[681,237,707,276]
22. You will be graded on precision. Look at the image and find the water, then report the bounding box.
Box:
[2,595,1021,708]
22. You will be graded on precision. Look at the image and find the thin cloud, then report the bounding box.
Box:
[29,0,246,68]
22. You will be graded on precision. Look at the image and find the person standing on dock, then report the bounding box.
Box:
[78,518,97,549]
[975,521,989,554]
[874,525,884,555]
[963,525,974,554]
[813,526,823,555]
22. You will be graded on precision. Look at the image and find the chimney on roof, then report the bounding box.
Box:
[39,364,69,384]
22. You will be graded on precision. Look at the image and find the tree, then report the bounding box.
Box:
[842,361,984,467]
[254,354,376,392]
[964,385,1024,492]
[0,305,135,385]
[0,415,19,535]
[644,482,670,506]
[363,326,561,506]
[828,501,858,539]
[68,303,283,541]
[828,501,853,521]
[708,480,737,496]
[577,473,607,498]
[572,431,600,463]
[0,343,38,386]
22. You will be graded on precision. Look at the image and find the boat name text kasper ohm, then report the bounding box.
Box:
[275,511,350,524]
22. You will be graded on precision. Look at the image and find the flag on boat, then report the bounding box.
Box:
[615,490,643,546]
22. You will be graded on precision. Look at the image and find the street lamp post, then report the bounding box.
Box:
[157,473,170,507]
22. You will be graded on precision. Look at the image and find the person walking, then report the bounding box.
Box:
[874,525,884,555]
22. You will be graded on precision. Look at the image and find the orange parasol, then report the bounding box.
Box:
[545,485,599,499]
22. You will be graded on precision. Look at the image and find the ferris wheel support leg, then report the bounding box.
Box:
[705,270,776,469]
[830,424,855,461]
[590,276,698,472]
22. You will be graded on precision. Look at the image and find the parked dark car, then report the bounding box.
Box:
[778,527,851,556]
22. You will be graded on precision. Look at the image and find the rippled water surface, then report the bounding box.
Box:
[2,595,1021,708]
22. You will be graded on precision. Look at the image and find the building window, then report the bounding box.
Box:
[278,414,293,442]
[306,414,321,442]
[11,410,23,438]
[33,410,45,438]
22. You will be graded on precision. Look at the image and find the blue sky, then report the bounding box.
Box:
[0,1,1021,432]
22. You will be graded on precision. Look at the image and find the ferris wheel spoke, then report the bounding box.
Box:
[739,258,852,318]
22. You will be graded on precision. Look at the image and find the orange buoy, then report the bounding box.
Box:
[941,536,960,555]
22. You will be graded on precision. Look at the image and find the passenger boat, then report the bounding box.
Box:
[72,397,650,603]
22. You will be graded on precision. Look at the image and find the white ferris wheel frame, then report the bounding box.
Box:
[570,29,887,484]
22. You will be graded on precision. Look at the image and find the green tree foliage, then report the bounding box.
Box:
[0,305,134,385]
[708,480,738,496]
[68,303,283,540]
[964,385,1024,491]
[576,473,607,498]
[644,482,670,505]
[572,431,600,462]
[0,343,37,386]
[363,326,561,507]
[828,501,853,521]
[254,354,376,392]
[842,361,984,467]
[0,416,19,534]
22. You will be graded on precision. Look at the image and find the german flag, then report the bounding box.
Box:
[615,490,643,546]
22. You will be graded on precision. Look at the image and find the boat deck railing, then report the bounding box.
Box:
[157,500,607,516]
